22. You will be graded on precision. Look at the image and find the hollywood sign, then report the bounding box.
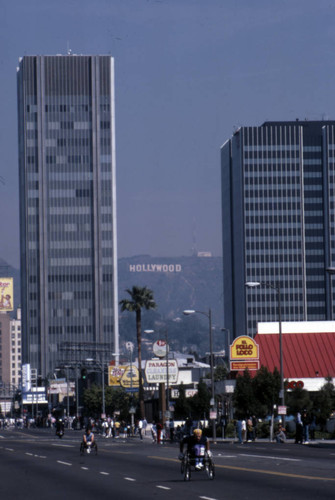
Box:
[129,264,182,273]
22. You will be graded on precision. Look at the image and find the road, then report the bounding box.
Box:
[0,428,334,500]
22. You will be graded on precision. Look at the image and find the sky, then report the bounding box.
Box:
[1,0,335,269]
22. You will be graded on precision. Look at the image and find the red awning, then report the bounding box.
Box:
[253,331,335,379]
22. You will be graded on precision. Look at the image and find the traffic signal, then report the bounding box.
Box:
[81,368,87,380]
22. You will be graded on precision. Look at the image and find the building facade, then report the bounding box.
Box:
[0,308,21,401]
[17,55,119,377]
[221,121,335,339]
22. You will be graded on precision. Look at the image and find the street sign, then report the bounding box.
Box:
[278,406,287,415]
[153,340,169,358]
[230,360,260,371]
[120,365,139,389]
[145,359,178,383]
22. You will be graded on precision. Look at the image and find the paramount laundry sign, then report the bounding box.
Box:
[129,264,182,272]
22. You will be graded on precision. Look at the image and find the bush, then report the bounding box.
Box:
[225,422,236,438]
[256,421,270,438]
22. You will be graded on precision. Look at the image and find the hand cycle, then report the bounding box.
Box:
[80,440,98,456]
[180,449,215,481]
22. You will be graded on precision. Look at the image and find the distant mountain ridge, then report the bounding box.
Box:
[118,255,224,326]
[0,255,224,328]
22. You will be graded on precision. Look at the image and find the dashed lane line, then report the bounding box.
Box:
[57,460,72,466]
[99,472,109,476]
[124,477,136,482]
[240,453,301,462]
[157,486,171,490]
[199,497,219,500]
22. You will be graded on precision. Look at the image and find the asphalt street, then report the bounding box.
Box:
[0,428,334,500]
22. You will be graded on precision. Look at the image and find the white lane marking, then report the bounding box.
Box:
[81,467,89,470]
[5,448,14,451]
[124,477,136,482]
[57,460,72,466]
[157,486,171,490]
[240,453,300,462]
[25,452,33,456]
[200,497,218,500]
[100,472,109,476]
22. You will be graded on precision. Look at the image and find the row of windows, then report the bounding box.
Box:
[244,191,301,198]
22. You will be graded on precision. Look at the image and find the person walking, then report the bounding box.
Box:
[295,411,303,444]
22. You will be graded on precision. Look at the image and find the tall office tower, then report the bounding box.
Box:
[221,120,335,339]
[17,55,119,377]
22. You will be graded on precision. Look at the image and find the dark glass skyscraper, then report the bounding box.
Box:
[17,55,119,377]
[221,121,335,339]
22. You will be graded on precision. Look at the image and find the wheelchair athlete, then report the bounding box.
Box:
[179,428,211,469]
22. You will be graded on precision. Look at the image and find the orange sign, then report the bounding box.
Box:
[230,335,259,360]
[230,361,260,371]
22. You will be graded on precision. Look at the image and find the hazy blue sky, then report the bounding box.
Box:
[1,0,335,268]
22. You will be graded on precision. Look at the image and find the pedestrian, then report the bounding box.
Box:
[142,417,148,436]
[295,411,303,444]
[138,418,143,440]
[275,424,286,443]
[247,417,253,442]
[151,421,157,443]
[241,418,247,443]
[169,418,175,443]
[236,418,243,444]
[156,421,163,444]
[302,410,310,444]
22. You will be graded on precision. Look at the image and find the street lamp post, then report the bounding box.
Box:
[245,281,285,425]
[183,309,216,440]
[126,341,136,434]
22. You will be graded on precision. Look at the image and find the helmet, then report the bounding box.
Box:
[193,428,202,437]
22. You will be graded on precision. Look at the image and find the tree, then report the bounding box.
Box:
[189,380,211,420]
[174,383,191,420]
[233,369,255,418]
[252,366,281,417]
[311,377,335,430]
[119,286,156,418]
[83,385,133,420]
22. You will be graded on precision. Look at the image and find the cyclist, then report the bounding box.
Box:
[83,426,95,449]
[179,428,211,469]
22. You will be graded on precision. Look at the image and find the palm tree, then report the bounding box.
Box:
[119,286,156,418]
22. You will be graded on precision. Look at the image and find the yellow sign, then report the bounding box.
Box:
[120,365,139,389]
[0,277,14,312]
[108,365,128,386]
[230,335,259,360]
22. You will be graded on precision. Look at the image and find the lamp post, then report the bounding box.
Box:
[245,281,285,425]
[64,365,71,427]
[220,327,231,364]
[126,341,136,434]
[183,309,216,440]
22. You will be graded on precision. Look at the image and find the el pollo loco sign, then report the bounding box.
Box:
[230,335,260,371]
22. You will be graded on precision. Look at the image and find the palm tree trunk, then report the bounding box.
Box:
[136,309,145,419]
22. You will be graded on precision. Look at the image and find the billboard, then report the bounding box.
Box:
[145,359,179,384]
[230,335,260,371]
[0,277,13,311]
